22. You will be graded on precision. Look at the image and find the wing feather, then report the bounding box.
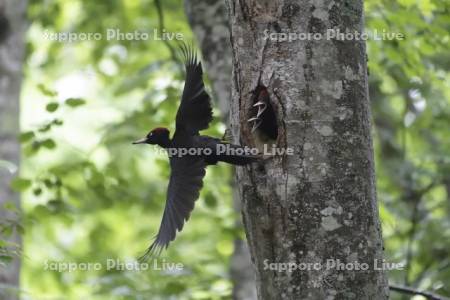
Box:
[175,43,213,135]
[140,156,206,260]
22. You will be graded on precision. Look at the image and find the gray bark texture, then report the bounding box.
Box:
[226,0,389,299]
[0,0,26,299]
[184,1,258,299]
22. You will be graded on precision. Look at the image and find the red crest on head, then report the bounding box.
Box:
[151,127,169,134]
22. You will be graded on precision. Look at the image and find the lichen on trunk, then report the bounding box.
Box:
[226,0,389,298]
[184,1,257,299]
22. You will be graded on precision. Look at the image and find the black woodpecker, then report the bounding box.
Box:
[133,43,258,259]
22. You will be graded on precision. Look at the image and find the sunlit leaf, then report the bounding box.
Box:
[10,177,32,192]
[37,83,58,97]
[41,139,56,149]
[19,131,35,143]
[46,102,59,112]
[65,98,86,107]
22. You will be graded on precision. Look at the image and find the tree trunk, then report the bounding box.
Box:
[184,1,257,299]
[226,0,389,299]
[0,0,26,299]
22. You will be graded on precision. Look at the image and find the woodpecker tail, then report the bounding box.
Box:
[215,152,259,165]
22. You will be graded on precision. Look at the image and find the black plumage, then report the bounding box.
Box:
[133,43,258,260]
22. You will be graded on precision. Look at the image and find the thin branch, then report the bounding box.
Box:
[390,284,450,300]
[404,181,437,285]
[153,0,180,65]
[404,196,420,285]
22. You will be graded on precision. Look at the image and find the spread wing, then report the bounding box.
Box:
[175,43,213,135]
[140,156,206,260]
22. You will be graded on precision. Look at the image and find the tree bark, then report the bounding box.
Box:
[184,1,257,299]
[0,0,26,299]
[226,0,389,299]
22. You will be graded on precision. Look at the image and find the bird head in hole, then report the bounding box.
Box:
[133,127,170,145]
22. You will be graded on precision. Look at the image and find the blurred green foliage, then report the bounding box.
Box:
[366,0,450,296]
[20,0,235,299]
[1,0,448,299]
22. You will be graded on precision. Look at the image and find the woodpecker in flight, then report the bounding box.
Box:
[133,43,258,259]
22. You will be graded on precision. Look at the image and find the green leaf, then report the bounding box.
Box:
[41,139,56,149]
[19,131,35,143]
[47,199,65,212]
[52,119,63,126]
[65,98,86,107]
[31,141,41,151]
[204,193,217,208]
[37,83,58,97]
[46,102,59,112]
[33,188,43,196]
[1,226,13,238]
[43,179,53,188]
[38,123,52,132]
[3,201,18,212]
[15,224,25,235]
[164,282,186,295]
[10,177,32,192]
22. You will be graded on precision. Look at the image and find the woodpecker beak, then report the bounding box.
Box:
[253,101,267,118]
[132,137,148,145]
[247,101,267,133]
